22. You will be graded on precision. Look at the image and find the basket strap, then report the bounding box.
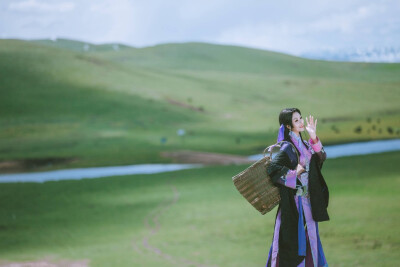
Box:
[263,141,300,163]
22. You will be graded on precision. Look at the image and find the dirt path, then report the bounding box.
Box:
[0,150,254,174]
[0,259,89,267]
[0,157,77,173]
[132,183,218,267]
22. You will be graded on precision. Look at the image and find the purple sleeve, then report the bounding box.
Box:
[309,136,323,152]
[275,169,297,189]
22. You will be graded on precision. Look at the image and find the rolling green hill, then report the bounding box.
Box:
[0,38,399,170]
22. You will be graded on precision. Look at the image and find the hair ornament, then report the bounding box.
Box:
[277,124,285,142]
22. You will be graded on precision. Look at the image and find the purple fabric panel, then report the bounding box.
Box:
[302,196,319,266]
[308,137,322,152]
[270,210,282,267]
[285,170,297,189]
[290,134,311,168]
[274,170,297,189]
[295,191,321,267]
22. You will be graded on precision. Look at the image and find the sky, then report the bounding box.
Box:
[1,0,400,56]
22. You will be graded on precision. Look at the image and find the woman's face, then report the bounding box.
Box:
[289,112,305,133]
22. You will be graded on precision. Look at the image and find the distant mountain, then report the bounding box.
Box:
[32,38,132,52]
[33,38,400,63]
[301,47,400,63]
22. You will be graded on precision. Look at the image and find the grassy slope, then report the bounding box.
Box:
[95,42,400,141]
[1,39,400,169]
[0,40,207,167]
[0,151,398,266]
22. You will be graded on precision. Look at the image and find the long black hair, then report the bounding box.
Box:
[278,107,308,150]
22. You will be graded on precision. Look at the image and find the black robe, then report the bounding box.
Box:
[266,140,329,267]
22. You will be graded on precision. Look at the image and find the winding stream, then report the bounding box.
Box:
[1,139,399,183]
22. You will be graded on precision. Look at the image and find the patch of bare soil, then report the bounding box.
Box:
[75,54,107,66]
[160,150,255,165]
[0,259,89,267]
[164,97,205,112]
[0,157,78,173]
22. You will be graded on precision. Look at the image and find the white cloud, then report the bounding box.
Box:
[87,0,137,43]
[1,0,399,57]
[8,0,75,12]
[309,5,382,34]
[215,4,389,54]
[215,23,313,55]
[178,0,230,20]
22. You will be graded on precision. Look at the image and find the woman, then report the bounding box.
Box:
[265,108,329,267]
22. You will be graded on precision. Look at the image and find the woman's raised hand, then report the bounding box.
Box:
[305,115,317,141]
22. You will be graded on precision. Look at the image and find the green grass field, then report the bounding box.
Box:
[0,38,399,266]
[1,39,400,171]
[0,151,398,266]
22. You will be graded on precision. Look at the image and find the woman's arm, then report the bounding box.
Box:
[267,150,299,189]
[309,136,327,164]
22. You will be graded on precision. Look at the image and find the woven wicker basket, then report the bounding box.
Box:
[232,142,297,215]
